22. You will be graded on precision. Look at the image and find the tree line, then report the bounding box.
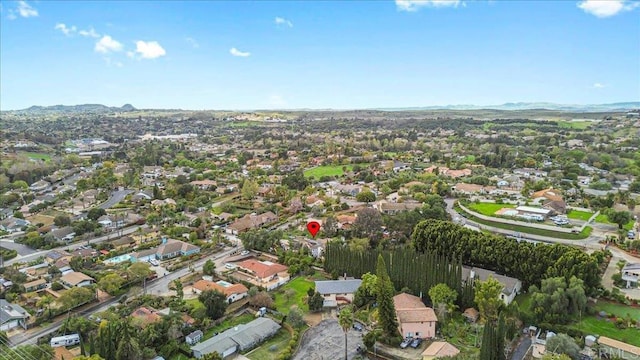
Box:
[324,242,474,309]
[411,219,601,295]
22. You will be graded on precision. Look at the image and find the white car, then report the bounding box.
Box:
[225,263,237,270]
[149,259,160,266]
[240,250,250,256]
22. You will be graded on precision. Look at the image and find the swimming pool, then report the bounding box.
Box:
[104,254,133,264]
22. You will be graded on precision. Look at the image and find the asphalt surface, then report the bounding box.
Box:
[4,224,147,266]
[0,239,39,256]
[98,189,134,209]
[510,336,531,360]
[9,245,242,347]
[293,319,366,360]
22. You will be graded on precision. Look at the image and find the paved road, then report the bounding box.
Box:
[4,224,147,266]
[0,239,39,256]
[98,189,134,209]
[9,245,241,347]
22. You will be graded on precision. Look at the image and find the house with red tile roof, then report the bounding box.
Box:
[236,259,290,290]
[193,279,249,303]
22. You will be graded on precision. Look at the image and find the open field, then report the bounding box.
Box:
[467,202,516,216]
[25,214,55,226]
[566,209,594,221]
[246,328,292,360]
[273,277,314,314]
[21,152,52,162]
[304,165,354,178]
[557,121,593,130]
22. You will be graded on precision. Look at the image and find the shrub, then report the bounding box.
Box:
[51,282,64,291]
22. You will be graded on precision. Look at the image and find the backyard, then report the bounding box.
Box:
[245,328,293,360]
[594,214,635,231]
[21,152,52,162]
[273,277,314,314]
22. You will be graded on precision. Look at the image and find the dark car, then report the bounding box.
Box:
[410,338,423,348]
[400,337,412,349]
[353,322,364,331]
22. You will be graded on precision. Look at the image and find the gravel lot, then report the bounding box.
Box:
[294,319,366,360]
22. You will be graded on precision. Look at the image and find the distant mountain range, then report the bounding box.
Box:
[375,102,640,112]
[5,102,640,113]
[16,104,137,113]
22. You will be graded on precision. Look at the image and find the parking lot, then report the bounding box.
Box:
[293,319,366,360]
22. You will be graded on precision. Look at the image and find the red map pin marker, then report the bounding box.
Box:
[307,221,321,238]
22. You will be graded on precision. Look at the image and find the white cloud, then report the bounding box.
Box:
[104,57,124,68]
[186,37,199,48]
[230,47,251,57]
[17,1,37,17]
[396,0,462,11]
[577,0,640,17]
[95,35,123,53]
[54,23,77,36]
[275,16,293,27]
[134,40,167,59]
[592,83,606,88]
[79,28,100,38]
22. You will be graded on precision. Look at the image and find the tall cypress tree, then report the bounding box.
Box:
[376,254,400,341]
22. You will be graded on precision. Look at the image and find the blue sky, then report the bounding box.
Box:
[1,0,639,110]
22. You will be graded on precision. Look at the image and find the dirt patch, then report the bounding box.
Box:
[26,214,55,226]
[293,319,365,360]
[303,312,323,327]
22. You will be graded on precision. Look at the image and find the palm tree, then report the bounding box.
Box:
[37,294,54,319]
[338,306,354,360]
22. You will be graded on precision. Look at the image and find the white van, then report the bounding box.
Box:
[50,334,80,347]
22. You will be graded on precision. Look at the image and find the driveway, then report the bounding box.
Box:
[510,336,531,360]
[293,319,365,360]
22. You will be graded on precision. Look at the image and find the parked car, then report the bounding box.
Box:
[149,259,160,266]
[240,250,250,256]
[410,338,423,348]
[628,230,636,239]
[225,263,237,270]
[400,337,412,349]
[353,322,363,331]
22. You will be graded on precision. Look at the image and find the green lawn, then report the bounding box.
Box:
[304,165,354,178]
[594,301,640,319]
[558,121,592,130]
[245,328,292,360]
[566,209,594,221]
[457,205,592,240]
[573,316,640,347]
[467,202,516,216]
[273,277,314,314]
[22,152,52,162]
[595,214,635,230]
[185,298,205,313]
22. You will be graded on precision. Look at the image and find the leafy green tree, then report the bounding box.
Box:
[57,286,95,311]
[356,190,376,203]
[308,291,324,312]
[288,306,306,328]
[241,179,258,200]
[98,273,125,296]
[376,254,400,341]
[545,333,580,358]
[354,272,378,307]
[606,209,632,230]
[87,207,107,221]
[200,352,223,360]
[353,207,383,239]
[54,214,71,227]
[530,276,586,324]
[203,259,216,276]
[474,277,503,323]
[199,290,227,320]
[173,279,184,302]
[429,283,458,320]
[338,306,354,360]
[127,262,152,283]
